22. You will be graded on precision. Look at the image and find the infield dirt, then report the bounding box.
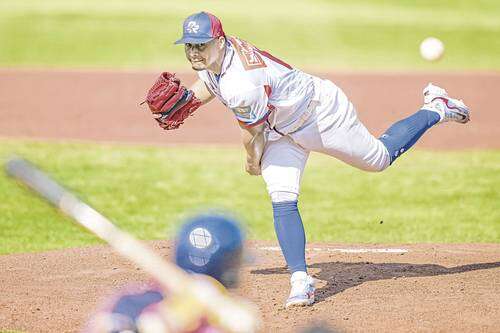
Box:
[0,242,499,332]
[0,70,499,149]
[0,70,499,332]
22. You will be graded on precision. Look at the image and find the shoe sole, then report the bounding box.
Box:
[432,96,470,123]
[285,296,315,308]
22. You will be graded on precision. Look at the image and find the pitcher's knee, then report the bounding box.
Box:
[364,146,391,172]
[368,160,390,172]
[356,156,390,173]
[270,191,299,203]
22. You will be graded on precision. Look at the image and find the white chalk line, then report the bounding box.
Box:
[259,246,408,254]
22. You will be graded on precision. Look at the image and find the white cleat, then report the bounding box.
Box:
[422,83,470,124]
[285,271,315,308]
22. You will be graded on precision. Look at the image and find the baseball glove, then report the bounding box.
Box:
[143,72,202,130]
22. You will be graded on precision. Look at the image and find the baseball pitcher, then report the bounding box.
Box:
[143,11,470,308]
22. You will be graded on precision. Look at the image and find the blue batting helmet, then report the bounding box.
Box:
[174,213,244,288]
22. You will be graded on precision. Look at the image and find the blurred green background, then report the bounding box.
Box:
[1,141,499,254]
[1,0,500,70]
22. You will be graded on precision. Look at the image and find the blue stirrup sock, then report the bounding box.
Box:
[272,200,307,273]
[379,109,440,164]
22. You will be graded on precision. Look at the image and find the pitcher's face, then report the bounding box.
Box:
[185,37,225,72]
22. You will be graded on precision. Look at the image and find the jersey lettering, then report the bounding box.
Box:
[257,49,292,70]
[229,37,266,71]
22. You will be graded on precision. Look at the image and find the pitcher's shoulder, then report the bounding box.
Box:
[219,71,265,97]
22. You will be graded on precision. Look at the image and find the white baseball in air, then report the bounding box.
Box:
[420,37,444,61]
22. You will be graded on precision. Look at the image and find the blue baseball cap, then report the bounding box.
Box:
[175,11,225,45]
[174,212,244,288]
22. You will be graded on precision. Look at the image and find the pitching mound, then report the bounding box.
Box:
[1,241,499,332]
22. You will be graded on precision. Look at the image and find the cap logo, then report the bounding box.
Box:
[189,227,212,248]
[186,21,200,34]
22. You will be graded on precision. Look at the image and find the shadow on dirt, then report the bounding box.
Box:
[251,261,500,303]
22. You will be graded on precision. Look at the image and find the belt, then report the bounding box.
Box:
[268,78,320,136]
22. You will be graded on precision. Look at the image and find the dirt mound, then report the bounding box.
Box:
[1,241,499,332]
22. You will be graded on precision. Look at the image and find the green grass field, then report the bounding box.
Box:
[1,0,500,70]
[1,140,498,254]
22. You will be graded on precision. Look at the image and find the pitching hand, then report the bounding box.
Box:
[245,159,261,176]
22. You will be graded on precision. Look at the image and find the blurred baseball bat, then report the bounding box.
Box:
[5,157,259,333]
